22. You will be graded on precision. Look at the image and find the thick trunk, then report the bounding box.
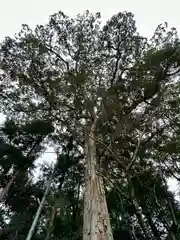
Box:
[0,171,19,202]
[83,125,113,240]
[45,205,56,240]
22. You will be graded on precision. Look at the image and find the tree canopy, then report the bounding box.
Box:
[0,10,180,240]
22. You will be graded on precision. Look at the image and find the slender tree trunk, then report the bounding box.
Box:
[45,173,64,240]
[142,209,161,240]
[25,167,55,240]
[77,176,81,202]
[75,176,81,221]
[83,122,113,240]
[45,204,56,240]
[160,171,177,240]
[0,170,19,202]
[130,187,151,240]
[166,200,177,240]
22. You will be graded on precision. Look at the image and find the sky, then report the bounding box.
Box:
[0,0,179,194]
[0,0,180,41]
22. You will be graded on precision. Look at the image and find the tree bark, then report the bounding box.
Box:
[83,122,114,240]
[0,170,19,202]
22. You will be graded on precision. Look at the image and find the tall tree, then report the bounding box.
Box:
[0,10,180,239]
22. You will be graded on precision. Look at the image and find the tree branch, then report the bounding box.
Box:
[126,128,146,171]
[167,68,180,77]
[89,134,126,170]
[43,44,70,71]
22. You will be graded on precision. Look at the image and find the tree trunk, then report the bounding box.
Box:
[83,123,113,240]
[25,166,55,240]
[45,204,56,240]
[0,170,19,202]
[130,187,151,240]
[142,209,161,240]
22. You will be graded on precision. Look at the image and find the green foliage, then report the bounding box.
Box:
[1,119,18,140]
[0,9,180,240]
[23,120,54,136]
[161,140,180,153]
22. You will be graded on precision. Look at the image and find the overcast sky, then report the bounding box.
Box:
[0,0,179,41]
[0,0,179,193]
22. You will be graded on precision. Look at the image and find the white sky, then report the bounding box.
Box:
[0,0,180,41]
[0,0,179,196]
